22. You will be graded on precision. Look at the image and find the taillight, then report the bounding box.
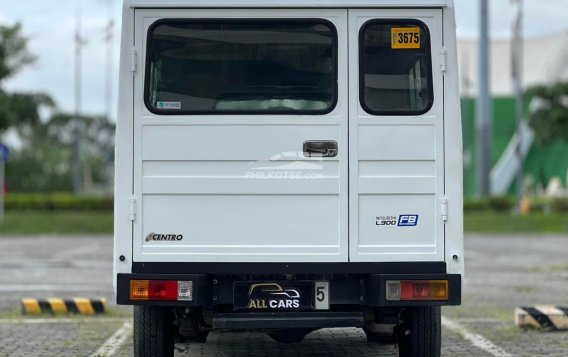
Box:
[130,280,149,300]
[386,280,449,301]
[148,280,178,300]
[129,280,193,301]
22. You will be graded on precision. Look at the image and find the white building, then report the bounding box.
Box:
[458,32,568,96]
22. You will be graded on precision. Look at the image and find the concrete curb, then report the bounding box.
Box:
[21,298,107,315]
[515,306,568,330]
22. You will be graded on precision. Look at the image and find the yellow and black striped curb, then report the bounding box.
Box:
[515,305,568,330]
[21,298,107,316]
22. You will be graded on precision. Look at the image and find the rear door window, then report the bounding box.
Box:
[145,20,337,115]
[360,20,433,115]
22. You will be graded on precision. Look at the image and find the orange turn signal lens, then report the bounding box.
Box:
[130,280,149,300]
[129,280,183,301]
[400,280,448,301]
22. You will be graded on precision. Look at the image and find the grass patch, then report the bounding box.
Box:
[0,307,131,320]
[464,212,568,233]
[512,286,537,294]
[530,263,568,273]
[0,211,113,235]
[0,309,23,319]
[495,324,524,338]
[0,210,565,235]
[444,302,513,321]
[105,306,133,318]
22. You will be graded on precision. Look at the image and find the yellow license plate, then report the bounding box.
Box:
[391,27,421,49]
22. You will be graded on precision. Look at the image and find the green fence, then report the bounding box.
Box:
[461,96,568,197]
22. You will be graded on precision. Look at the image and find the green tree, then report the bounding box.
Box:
[528,82,568,145]
[5,129,74,192]
[6,114,115,192]
[528,82,568,196]
[0,23,54,131]
[0,23,35,82]
[0,22,115,193]
[46,113,115,191]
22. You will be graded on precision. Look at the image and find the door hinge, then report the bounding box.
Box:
[440,48,447,73]
[130,197,137,221]
[131,48,138,73]
[441,197,448,222]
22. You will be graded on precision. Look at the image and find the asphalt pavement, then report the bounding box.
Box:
[0,233,566,356]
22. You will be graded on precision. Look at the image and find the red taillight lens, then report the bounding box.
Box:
[148,280,178,300]
[130,280,178,301]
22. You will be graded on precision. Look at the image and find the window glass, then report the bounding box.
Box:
[145,20,337,114]
[360,21,433,115]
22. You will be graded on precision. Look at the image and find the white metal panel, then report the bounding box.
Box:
[118,5,462,270]
[113,5,135,290]
[141,125,339,160]
[359,161,436,177]
[125,0,453,9]
[348,8,446,262]
[357,125,436,160]
[442,6,464,275]
[141,195,340,260]
[132,9,349,263]
[143,161,339,177]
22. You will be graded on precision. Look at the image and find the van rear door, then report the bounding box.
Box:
[131,9,349,263]
[131,8,445,265]
[348,9,445,262]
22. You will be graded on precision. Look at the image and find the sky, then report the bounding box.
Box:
[1,0,568,118]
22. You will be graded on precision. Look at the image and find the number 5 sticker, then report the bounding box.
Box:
[391,27,421,49]
[314,281,330,310]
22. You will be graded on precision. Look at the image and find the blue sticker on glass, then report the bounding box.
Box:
[398,215,419,227]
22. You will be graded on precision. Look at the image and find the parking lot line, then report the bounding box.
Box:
[90,322,131,357]
[442,316,512,357]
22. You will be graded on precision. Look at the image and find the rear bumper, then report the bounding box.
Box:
[212,311,364,329]
[117,263,461,307]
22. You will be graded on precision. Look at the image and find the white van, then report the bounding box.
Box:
[114,1,464,356]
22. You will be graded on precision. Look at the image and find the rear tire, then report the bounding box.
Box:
[134,305,175,357]
[397,306,441,357]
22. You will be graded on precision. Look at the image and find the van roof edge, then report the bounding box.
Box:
[123,0,453,9]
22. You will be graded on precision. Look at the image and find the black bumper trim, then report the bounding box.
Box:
[131,262,447,275]
[117,272,461,307]
[212,312,364,329]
